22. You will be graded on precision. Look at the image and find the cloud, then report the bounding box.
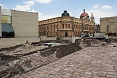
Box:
[38,12,60,21]
[28,9,59,21]
[87,10,114,23]
[14,0,52,11]
[102,5,111,9]
[14,5,31,11]
[14,1,35,11]
[23,1,35,6]
[32,0,52,4]
[92,5,98,8]
[0,4,5,6]
[0,4,7,9]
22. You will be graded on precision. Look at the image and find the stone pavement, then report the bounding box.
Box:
[13,43,117,78]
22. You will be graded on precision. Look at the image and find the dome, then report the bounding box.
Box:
[80,9,89,19]
[61,10,70,17]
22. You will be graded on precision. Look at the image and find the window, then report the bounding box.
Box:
[50,25,52,30]
[85,27,86,30]
[62,24,64,28]
[47,26,48,30]
[65,24,67,28]
[47,32,48,36]
[50,32,52,37]
[68,24,70,28]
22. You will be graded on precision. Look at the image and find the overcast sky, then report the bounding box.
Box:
[0,0,117,24]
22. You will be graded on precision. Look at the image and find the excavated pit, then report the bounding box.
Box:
[0,38,117,78]
[0,41,81,78]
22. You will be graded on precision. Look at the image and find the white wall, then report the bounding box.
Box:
[11,10,39,37]
[1,8,11,16]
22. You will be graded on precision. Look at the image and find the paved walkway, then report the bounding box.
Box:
[14,43,117,78]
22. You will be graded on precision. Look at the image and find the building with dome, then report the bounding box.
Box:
[38,10,95,38]
[80,9,89,19]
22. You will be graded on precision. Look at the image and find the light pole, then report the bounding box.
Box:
[94,22,96,33]
[81,18,84,35]
[107,24,109,35]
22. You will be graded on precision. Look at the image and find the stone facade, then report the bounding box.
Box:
[39,10,95,37]
[100,16,117,34]
[11,10,38,37]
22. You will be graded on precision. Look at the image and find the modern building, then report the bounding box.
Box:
[0,6,38,38]
[39,10,95,38]
[100,16,117,35]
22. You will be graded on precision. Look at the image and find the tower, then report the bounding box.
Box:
[90,13,95,23]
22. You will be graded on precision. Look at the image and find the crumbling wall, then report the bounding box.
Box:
[109,38,117,43]
[77,38,108,47]
[40,43,82,58]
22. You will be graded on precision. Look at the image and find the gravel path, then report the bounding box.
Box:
[14,43,117,78]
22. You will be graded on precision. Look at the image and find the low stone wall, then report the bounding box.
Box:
[0,37,40,48]
[61,37,81,43]
[0,44,23,52]
[40,36,56,41]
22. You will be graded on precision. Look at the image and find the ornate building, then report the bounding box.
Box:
[38,10,95,37]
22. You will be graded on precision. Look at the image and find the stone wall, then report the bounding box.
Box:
[100,16,117,34]
[0,37,40,48]
[40,36,56,41]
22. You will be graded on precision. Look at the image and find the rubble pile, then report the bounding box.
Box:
[79,38,109,47]
[109,38,117,43]
[80,37,117,47]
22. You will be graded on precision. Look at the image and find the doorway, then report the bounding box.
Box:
[65,31,68,37]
